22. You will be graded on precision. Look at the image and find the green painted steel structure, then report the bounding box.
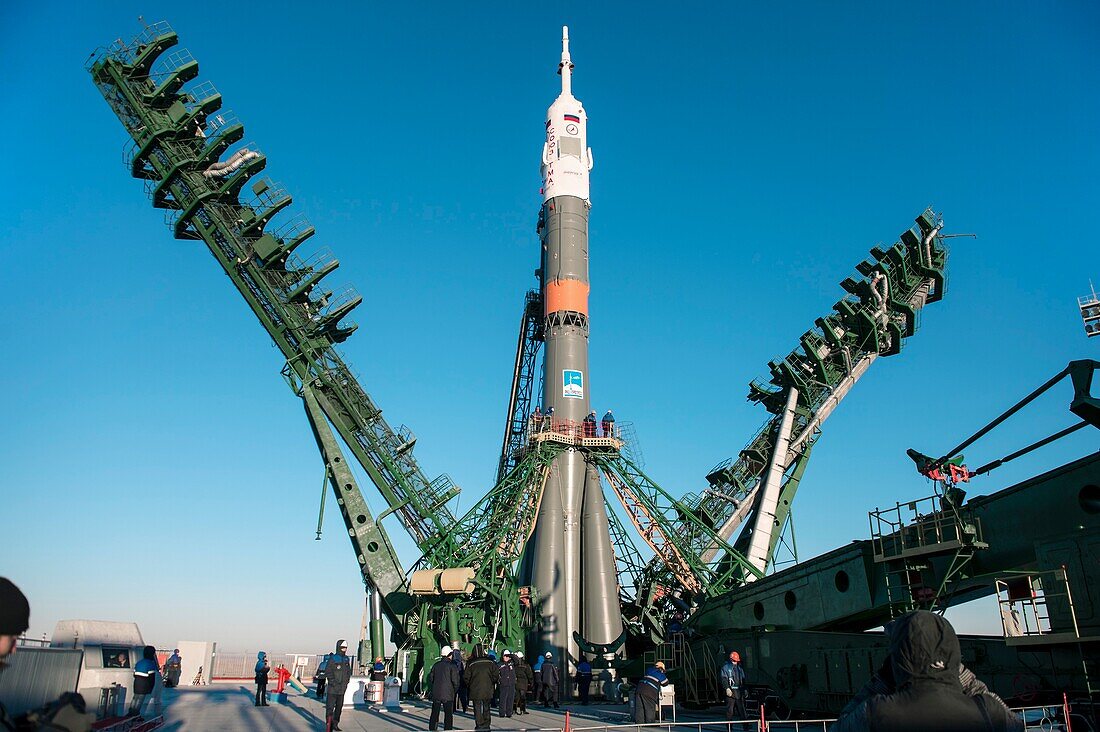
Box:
[85,23,542,684]
[88,20,955,693]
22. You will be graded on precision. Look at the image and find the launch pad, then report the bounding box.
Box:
[85,19,1098,721]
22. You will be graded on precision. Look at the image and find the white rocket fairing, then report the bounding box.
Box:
[541,26,593,203]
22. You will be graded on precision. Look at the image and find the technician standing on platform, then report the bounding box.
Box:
[323,640,353,731]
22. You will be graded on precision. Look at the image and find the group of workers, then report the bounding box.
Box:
[531,407,616,438]
[428,644,576,731]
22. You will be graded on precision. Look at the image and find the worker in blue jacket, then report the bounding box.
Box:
[720,651,747,722]
[634,661,668,723]
[129,646,160,716]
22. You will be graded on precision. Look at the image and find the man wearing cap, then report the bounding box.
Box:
[720,650,747,723]
[497,651,517,719]
[540,651,560,708]
[634,661,668,723]
[513,651,533,715]
[429,645,460,731]
[323,639,353,731]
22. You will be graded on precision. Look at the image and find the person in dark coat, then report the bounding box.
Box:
[463,644,500,730]
[129,645,160,716]
[583,411,598,437]
[833,611,1023,732]
[254,651,270,707]
[451,642,469,713]
[513,651,533,714]
[163,649,182,689]
[429,645,460,731]
[601,410,615,438]
[531,653,544,706]
[540,651,560,708]
[497,652,516,718]
[575,656,593,705]
[635,661,668,723]
[323,640,353,731]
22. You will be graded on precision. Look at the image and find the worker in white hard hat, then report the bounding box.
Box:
[513,651,533,715]
[429,646,459,730]
[540,651,560,708]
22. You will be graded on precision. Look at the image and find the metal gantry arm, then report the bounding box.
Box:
[302,384,411,626]
[917,359,1100,478]
[663,209,951,588]
[88,24,462,557]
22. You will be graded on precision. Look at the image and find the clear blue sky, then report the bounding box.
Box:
[1,2,1097,652]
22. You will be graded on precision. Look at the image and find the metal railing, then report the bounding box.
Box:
[869,491,980,561]
[995,568,1083,643]
[528,415,623,441]
[569,722,765,732]
[1014,702,1074,730]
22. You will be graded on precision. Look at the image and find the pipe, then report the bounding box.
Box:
[745,386,800,576]
[203,148,260,178]
[369,585,384,662]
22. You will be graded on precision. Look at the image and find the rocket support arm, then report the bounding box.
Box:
[646,209,951,593]
[87,23,464,558]
[303,384,412,635]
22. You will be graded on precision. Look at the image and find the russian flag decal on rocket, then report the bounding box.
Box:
[564,114,580,122]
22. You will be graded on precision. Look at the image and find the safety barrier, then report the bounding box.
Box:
[210,652,322,681]
[528,415,622,440]
[567,721,766,732]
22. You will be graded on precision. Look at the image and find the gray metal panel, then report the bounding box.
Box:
[543,327,590,421]
[541,196,589,285]
[0,647,83,717]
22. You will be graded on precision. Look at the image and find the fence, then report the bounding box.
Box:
[525,697,1082,732]
[210,652,323,681]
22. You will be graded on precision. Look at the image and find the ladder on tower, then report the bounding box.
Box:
[496,290,543,483]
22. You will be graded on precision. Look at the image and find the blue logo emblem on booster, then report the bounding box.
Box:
[563,369,584,399]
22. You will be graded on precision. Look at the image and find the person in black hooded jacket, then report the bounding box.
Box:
[323,639,354,731]
[832,610,1022,732]
[463,644,500,731]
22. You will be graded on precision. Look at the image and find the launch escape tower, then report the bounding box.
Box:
[89,22,955,692]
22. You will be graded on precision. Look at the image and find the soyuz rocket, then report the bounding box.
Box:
[523,27,624,681]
